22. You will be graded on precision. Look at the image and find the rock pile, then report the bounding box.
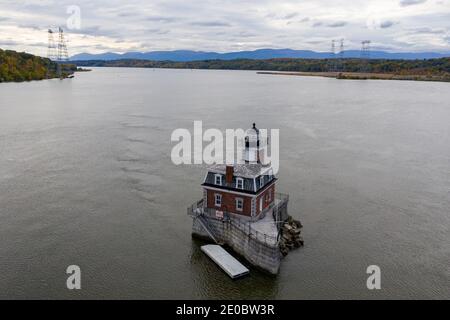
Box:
[279,216,304,256]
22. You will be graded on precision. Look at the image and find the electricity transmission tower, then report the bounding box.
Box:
[360,40,371,72]
[47,27,69,61]
[47,27,69,78]
[339,38,345,60]
[57,27,69,61]
[47,29,57,61]
[336,38,345,72]
[328,40,337,72]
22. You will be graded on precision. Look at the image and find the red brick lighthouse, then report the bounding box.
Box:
[188,123,298,275]
[201,123,276,219]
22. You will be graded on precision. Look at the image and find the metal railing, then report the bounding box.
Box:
[187,193,289,247]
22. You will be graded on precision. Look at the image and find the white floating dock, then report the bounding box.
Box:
[201,245,249,279]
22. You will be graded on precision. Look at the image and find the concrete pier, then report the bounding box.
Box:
[189,193,289,275]
[201,245,249,279]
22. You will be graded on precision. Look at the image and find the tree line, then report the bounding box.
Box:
[74,57,450,77]
[0,49,76,82]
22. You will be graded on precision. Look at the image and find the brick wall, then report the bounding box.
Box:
[205,189,252,216]
[205,182,276,217]
[256,184,276,215]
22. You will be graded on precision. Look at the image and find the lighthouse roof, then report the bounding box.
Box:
[207,163,271,179]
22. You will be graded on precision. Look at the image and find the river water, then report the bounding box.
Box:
[0,67,449,299]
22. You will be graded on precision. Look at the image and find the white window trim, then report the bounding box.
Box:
[260,176,264,188]
[235,197,243,212]
[266,191,272,203]
[214,174,222,186]
[214,193,222,207]
[236,177,244,189]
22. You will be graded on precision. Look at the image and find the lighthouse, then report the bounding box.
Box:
[202,123,275,218]
[188,123,300,275]
[244,123,268,164]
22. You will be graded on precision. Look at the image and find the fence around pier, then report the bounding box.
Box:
[187,193,289,247]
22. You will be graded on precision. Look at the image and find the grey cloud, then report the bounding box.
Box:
[69,26,102,36]
[145,28,170,35]
[327,21,347,28]
[380,20,396,28]
[144,16,178,23]
[287,17,310,25]
[118,12,137,18]
[1,0,448,55]
[283,12,299,19]
[190,21,231,27]
[94,44,115,50]
[28,42,47,47]
[407,27,446,34]
[0,39,18,46]
[0,39,45,49]
[313,20,347,28]
[305,40,325,44]
[236,31,257,38]
[400,0,427,7]
[19,24,41,30]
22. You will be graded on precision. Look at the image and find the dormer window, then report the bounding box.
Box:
[259,176,264,188]
[214,174,222,186]
[236,177,244,189]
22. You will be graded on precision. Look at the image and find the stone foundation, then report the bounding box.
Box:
[192,216,282,275]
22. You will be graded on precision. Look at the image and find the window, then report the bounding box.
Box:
[214,194,222,207]
[266,191,272,203]
[268,169,273,180]
[214,174,222,185]
[236,177,244,189]
[259,176,264,188]
[235,198,243,212]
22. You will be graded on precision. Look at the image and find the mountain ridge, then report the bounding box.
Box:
[71,48,450,61]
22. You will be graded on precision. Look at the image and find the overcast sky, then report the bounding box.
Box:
[1,0,449,56]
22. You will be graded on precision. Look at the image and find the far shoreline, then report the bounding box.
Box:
[257,71,450,83]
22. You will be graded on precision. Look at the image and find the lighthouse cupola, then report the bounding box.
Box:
[244,123,268,164]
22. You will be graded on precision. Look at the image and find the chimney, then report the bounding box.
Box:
[225,165,234,184]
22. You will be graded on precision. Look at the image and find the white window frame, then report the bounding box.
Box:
[214,193,222,207]
[266,191,272,203]
[236,177,244,190]
[268,169,273,180]
[214,174,222,186]
[259,176,264,188]
[235,198,243,212]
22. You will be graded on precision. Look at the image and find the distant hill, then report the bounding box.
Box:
[73,57,450,82]
[0,48,76,82]
[71,48,450,62]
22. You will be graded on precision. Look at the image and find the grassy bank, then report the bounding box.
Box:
[257,71,450,82]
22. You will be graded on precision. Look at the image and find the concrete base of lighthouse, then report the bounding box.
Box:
[190,201,289,275]
[192,219,281,275]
